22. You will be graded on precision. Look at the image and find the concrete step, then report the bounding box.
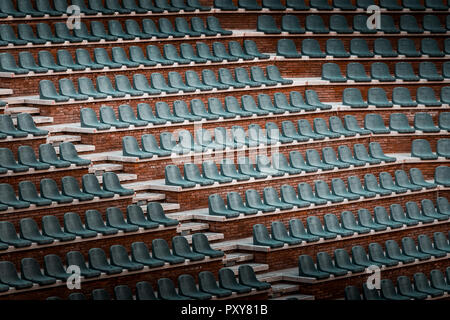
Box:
[223,252,254,265]
[54,144,95,154]
[4,106,39,115]
[47,135,81,144]
[177,222,209,234]
[0,89,13,96]
[97,173,137,184]
[270,283,300,296]
[132,192,166,203]
[121,180,153,192]
[89,163,123,174]
[184,232,224,245]
[228,263,269,276]
[166,211,195,222]
[271,294,315,301]
[10,115,52,125]
[141,202,180,213]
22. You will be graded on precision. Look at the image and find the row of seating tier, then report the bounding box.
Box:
[0,234,223,291]
[257,14,450,34]
[215,0,449,11]
[0,142,90,174]
[252,200,449,247]
[164,143,394,188]
[0,114,47,139]
[48,265,269,301]
[345,268,450,300]
[0,172,133,210]
[323,61,450,82]
[0,40,267,75]
[342,86,450,108]
[0,202,177,249]
[0,16,230,46]
[207,167,442,217]
[0,0,211,17]
[411,139,450,160]
[38,65,291,101]
[278,38,450,58]
[297,233,450,279]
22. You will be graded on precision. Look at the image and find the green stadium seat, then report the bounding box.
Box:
[59,78,88,101]
[379,15,399,33]
[19,218,53,245]
[417,86,442,106]
[403,0,425,10]
[42,214,76,241]
[344,115,371,135]
[421,199,448,220]
[305,90,331,109]
[343,88,368,108]
[364,114,390,134]
[239,264,271,290]
[352,245,381,268]
[316,251,348,276]
[0,261,33,289]
[421,38,444,57]
[175,17,201,36]
[348,176,376,198]
[0,221,32,247]
[88,247,122,275]
[333,0,356,10]
[340,212,370,234]
[350,39,374,57]
[253,223,284,247]
[389,113,415,133]
[302,39,326,58]
[305,15,329,33]
[323,63,346,82]
[329,15,353,34]
[18,52,47,73]
[289,219,319,242]
[358,209,386,231]
[414,272,444,297]
[398,38,421,57]
[423,14,446,33]
[326,39,350,57]
[419,62,443,81]
[307,215,337,239]
[298,255,330,279]
[371,62,395,81]
[206,16,232,35]
[323,214,353,237]
[353,15,377,34]
[281,15,305,34]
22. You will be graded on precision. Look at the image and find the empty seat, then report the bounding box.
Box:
[305,15,329,33]
[257,15,281,34]
[59,142,91,166]
[219,267,252,294]
[392,87,417,107]
[302,39,326,58]
[419,62,443,81]
[423,14,446,33]
[323,63,346,82]
[411,139,438,160]
[364,114,390,134]
[375,39,398,57]
[421,38,444,57]
[395,62,419,81]
[417,87,441,106]
[398,38,421,57]
[343,88,368,108]
[368,88,393,107]
[371,62,395,82]
[353,15,377,34]
[281,15,305,34]
[298,255,329,279]
[400,15,423,33]
[329,15,353,34]
[326,39,350,58]
[350,39,374,57]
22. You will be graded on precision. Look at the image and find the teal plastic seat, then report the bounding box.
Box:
[369,142,396,163]
[111,47,139,68]
[257,15,281,34]
[342,115,370,135]
[84,210,117,236]
[336,249,365,275]
[82,173,115,198]
[238,264,270,291]
[331,178,361,200]
[421,38,444,57]
[326,39,350,57]
[88,248,122,275]
[127,205,158,229]
[21,257,56,286]
[0,261,33,290]
[435,166,450,187]
[0,53,29,74]
[322,63,346,82]
[151,73,179,93]
[122,136,153,159]
[350,39,374,57]
[395,62,419,82]
[379,15,399,34]
[307,215,337,239]
[98,106,128,129]
[437,139,450,158]
[343,88,368,108]
[192,233,224,258]
[305,15,329,33]
[345,63,370,82]
[324,214,353,237]
[110,244,144,271]
[262,0,285,9]
[64,212,97,238]
[380,279,410,301]
[419,62,443,81]
[297,119,323,140]
[317,251,348,276]
[39,80,69,102]
[370,62,395,82]
[281,15,305,34]
[106,207,139,232]
[129,46,156,67]
[146,202,178,226]
[133,74,161,95]
[402,236,431,260]
[196,130,224,151]
[152,238,185,265]
[298,255,330,279]
[165,164,195,188]
[417,87,441,106]
[207,16,232,35]
[58,142,90,166]
[358,209,386,231]
[18,52,47,74]
[130,242,164,268]
[374,39,398,58]
[421,199,447,221]
[42,215,76,241]
[348,176,376,198]
[74,49,102,70]
[329,15,353,34]
[414,112,440,133]
[411,139,438,160]
[19,218,53,245]
[425,0,448,9]
[253,224,283,248]
[389,113,415,133]
[316,180,344,202]
[59,78,88,101]
[340,211,370,234]
[305,90,331,110]
[398,38,421,57]
[353,14,377,34]
[414,273,444,297]
[423,14,446,33]
[302,39,326,58]
[218,268,252,294]
[277,39,301,58]
[0,221,31,248]
[430,269,450,293]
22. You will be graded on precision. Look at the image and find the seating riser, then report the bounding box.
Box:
[0,166,88,193]
[0,227,177,270]
[0,59,271,96]
[0,137,46,155]
[162,163,449,210]
[295,257,450,300]
[1,9,448,29]
[203,189,450,239]
[32,83,449,124]
[0,195,133,230]
[114,135,448,181]
[250,222,449,270]
[0,258,224,300]
[3,58,448,96]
